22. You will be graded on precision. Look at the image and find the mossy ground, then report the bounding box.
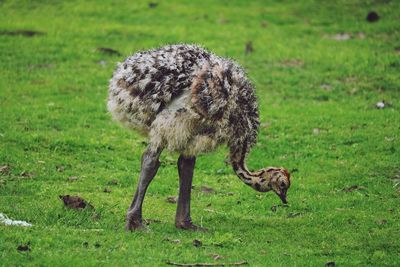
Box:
[0,0,399,266]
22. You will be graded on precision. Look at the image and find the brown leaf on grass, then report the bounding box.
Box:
[17,244,30,252]
[331,33,351,41]
[245,41,253,54]
[261,20,268,28]
[212,254,223,260]
[96,47,121,56]
[0,165,10,175]
[166,196,177,204]
[107,179,119,185]
[280,59,304,68]
[56,165,65,172]
[366,11,379,22]
[68,176,78,182]
[143,218,161,225]
[0,30,44,37]
[376,219,388,225]
[200,185,216,194]
[148,2,158,8]
[342,185,366,192]
[103,187,111,193]
[193,239,202,247]
[217,19,230,24]
[20,171,33,178]
[59,195,94,209]
[163,237,181,244]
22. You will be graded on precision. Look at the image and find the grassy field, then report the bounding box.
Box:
[1,0,399,266]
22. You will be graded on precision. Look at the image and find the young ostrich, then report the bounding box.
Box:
[108,44,291,231]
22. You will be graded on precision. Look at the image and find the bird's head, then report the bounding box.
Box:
[255,167,291,204]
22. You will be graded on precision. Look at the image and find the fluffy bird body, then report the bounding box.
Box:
[108,44,291,231]
[108,44,258,156]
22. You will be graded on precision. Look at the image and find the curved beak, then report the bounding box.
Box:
[279,193,288,204]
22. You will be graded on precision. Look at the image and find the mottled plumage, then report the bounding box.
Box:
[107,44,290,231]
[108,44,259,156]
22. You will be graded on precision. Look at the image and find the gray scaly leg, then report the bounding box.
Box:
[126,146,162,231]
[175,155,206,231]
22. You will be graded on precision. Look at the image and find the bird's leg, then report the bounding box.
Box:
[126,146,162,231]
[175,155,205,231]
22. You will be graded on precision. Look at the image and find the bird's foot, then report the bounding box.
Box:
[175,221,207,232]
[126,212,148,232]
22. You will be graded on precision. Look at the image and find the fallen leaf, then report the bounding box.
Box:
[103,187,111,193]
[0,30,44,37]
[107,179,119,185]
[376,219,387,225]
[342,185,366,192]
[96,47,121,56]
[212,253,223,260]
[17,244,30,252]
[164,238,181,244]
[217,19,230,24]
[332,33,351,41]
[366,11,379,22]
[200,185,215,194]
[59,195,93,209]
[148,2,158,8]
[261,20,268,28]
[245,41,253,54]
[20,171,33,178]
[193,239,202,247]
[166,196,177,204]
[143,218,161,225]
[0,165,10,175]
[56,165,65,172]
[68,176,78,182]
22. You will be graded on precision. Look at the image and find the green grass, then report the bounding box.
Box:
[1,0,399,266]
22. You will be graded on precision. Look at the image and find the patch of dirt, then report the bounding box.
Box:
[59,195,94,209]
[0,30,44,37]
[261,20,268,28]
[96,47,121,56]
[331,33,351,41]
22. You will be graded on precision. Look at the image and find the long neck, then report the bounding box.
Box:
[230,143,266,191]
